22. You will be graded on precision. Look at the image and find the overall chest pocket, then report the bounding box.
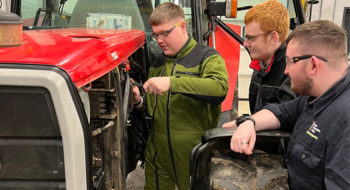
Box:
[293,142,322,168]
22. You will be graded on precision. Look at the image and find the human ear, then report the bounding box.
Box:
[310,56,320,75]
[269,31,279,44]
[179,21,187,33]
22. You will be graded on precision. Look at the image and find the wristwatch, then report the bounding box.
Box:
[134,97,143,107]
[236,114,256,127]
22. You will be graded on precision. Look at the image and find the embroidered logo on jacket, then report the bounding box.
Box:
[306,121,320,140]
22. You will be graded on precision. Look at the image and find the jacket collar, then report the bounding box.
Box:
[164,34,195,59]
[249,43,286,73]
[309,68,349,117]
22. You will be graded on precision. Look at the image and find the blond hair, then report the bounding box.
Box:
[244,0,290,42]
[149,2,184,26]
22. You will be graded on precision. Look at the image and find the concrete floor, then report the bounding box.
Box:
[126,162,145,189]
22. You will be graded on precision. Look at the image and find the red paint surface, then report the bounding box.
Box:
[210,24,241,112]
[0,28,145,87]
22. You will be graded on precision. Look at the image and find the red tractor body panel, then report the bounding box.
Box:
[210,24,241,112]
[0,28,145,87]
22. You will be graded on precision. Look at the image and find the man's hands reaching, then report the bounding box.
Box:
[143,77,170,95]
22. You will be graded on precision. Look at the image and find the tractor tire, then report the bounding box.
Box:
[209,153,289,190]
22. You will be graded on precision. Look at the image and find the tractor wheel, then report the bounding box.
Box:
[209,153,289,190]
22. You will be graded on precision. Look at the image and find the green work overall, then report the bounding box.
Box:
[144,37,228,190]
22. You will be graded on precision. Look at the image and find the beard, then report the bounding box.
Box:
[291,74,312,95]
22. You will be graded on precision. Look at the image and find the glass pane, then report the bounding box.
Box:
[21,0,150,30]
[21,0,44,26]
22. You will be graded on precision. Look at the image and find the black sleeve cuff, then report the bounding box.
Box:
[262,103,289,131]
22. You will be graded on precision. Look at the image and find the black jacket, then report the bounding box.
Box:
[248,43,295,113]
[264,69,350,189]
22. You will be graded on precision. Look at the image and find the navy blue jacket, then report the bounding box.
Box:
[264,69,350,189]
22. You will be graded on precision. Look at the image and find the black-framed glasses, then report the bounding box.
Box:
[152,22,182,40]
[285,55,328,65]
[244,31,273,41]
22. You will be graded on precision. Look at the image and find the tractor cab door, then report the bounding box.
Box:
[0,64,92,190]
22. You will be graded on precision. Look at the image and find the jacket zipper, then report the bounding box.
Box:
[150,64,167,190]
[166,58,179,187]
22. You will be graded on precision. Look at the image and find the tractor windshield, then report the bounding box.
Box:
[19,0,195,64]
[20,0,193,33]
[20,0,194,56]
[21,0,152,31]
[20,0,300,44]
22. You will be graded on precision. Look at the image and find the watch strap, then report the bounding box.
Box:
[236,114,256,127]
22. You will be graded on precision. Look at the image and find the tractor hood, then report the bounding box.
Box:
[0,28,145,87]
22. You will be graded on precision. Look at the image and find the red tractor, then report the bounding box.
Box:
[0,0,307,189]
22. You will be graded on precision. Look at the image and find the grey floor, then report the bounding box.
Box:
[126,162,145,190]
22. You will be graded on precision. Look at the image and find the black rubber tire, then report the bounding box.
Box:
[209,153,289,190]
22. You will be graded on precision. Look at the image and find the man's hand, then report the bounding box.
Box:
[222,120,237,128]
[132,85,141,104]
[143,77,170,95]
[130,78,142,108]
[230,120,256,155]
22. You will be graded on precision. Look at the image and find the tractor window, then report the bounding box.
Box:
[21,0,80,27]
[20,0,148,30]
[21,0,44,26]
[69,0,145,29]
[19,0,196,44]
